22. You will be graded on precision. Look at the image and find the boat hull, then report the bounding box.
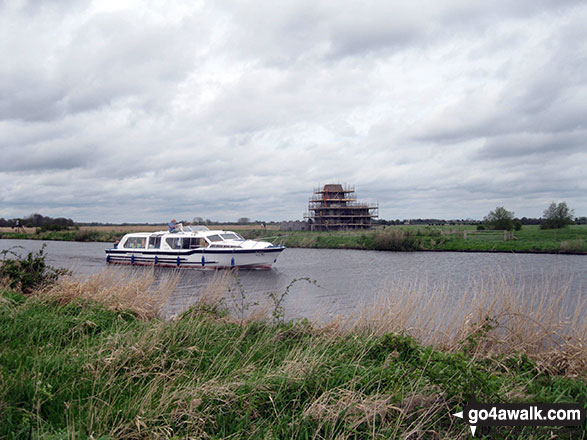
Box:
[105,246,284,269]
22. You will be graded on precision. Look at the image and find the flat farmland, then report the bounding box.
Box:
[77,224,279,233]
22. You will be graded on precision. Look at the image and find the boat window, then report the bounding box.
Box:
[181,237,204,249]
[220,233,244,241]
[148,236,161,249]
[206,234,223,242]
[124,237,146,249]
[165,237,182,249]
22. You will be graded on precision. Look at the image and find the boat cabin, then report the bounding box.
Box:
[117,228,247,251]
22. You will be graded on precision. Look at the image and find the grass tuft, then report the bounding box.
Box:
[39,267,178,319]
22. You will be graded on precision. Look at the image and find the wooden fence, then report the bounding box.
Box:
[462,230,515,241]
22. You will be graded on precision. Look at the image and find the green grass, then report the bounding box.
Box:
[246,224,587,254]
[2,224,586,254]
[0,288,585,439]
[0,229,121,243]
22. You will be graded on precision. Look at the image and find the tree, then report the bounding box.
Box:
[483,206,515,231]
[541,201,574,229]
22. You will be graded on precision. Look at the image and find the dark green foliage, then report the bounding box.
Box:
[484,206,515,231]
[0,246,69,293]
[35,224,70,233]
[541,201,575,229]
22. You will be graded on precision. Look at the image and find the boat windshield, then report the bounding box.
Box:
[220,233,245,241]
[206,234,223,242]
[165,237,205,249]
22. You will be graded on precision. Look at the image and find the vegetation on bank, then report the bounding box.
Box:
[1,224,586,254]
[1,285,585,439]
[262,225,587,254]
[0,248,585,439]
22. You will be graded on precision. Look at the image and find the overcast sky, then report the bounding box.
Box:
[1,0,586,223]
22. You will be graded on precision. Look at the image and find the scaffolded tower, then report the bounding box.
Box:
[305,184,378,231]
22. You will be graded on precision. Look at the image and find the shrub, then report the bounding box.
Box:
[484,206,514,231]
[0,245,69,293]
[74,229,103,241]
[35,224,70,233]
[541,201,574,229]
[373,229,421,251]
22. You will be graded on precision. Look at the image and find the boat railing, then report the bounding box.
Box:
[256,235,288,246]
[175,223,207,233]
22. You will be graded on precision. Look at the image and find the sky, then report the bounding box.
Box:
[1,0,586,223]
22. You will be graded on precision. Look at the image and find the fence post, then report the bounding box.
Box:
[464,231,467,240]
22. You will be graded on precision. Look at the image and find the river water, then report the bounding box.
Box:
[1,239,585,322]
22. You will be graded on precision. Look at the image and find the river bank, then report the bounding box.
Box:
[1,280,585,439]
[3,224,585,254]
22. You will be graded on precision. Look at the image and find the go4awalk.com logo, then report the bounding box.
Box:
[452,398,585,436]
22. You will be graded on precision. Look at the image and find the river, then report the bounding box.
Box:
[1,239,585,323]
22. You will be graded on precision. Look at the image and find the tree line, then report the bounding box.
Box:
[484,201,579,231]
[0,214,74,230]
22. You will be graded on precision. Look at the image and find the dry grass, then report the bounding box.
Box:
[0,226,36,234]
[32,265,587,376]
[560,239,585,252]
[194,270,234,308]
[39,268,179,319]
[336,274,586,377]
[77,224,278,233]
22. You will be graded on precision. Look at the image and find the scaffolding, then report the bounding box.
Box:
[304,184,378,231]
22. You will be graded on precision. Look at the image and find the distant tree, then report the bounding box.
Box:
[541,202,574,229]
[575,216,587,225]
[237,217,250,224]
[513,218,522,231]
[193,217,204,224]
[484,206,515,231]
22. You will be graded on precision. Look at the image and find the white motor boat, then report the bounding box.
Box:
[105,225,284,269]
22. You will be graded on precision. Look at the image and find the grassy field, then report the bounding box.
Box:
[263,224,587,254]
[0,267,585,439]
[0,224,279,245]
[1,224,586,254]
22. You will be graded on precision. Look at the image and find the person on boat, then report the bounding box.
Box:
[168,218,180,233]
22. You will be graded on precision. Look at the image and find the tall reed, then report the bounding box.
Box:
[341,273,586,376]
[39,267,179,319]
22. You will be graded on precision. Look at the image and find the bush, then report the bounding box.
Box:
[0,245,69,293]
[35,224,70,233]
[74,229,103,241]
[541,201,574,229]
[484,206,514,231]
[373,229,422,251]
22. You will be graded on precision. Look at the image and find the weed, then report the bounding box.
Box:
[226,271,259,324]
[0,245,69,293]
[268,277,317,323]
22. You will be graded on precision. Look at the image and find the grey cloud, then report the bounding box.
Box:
[1,1,586,222]
[476,131,587,160]
[0,7,198,123]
